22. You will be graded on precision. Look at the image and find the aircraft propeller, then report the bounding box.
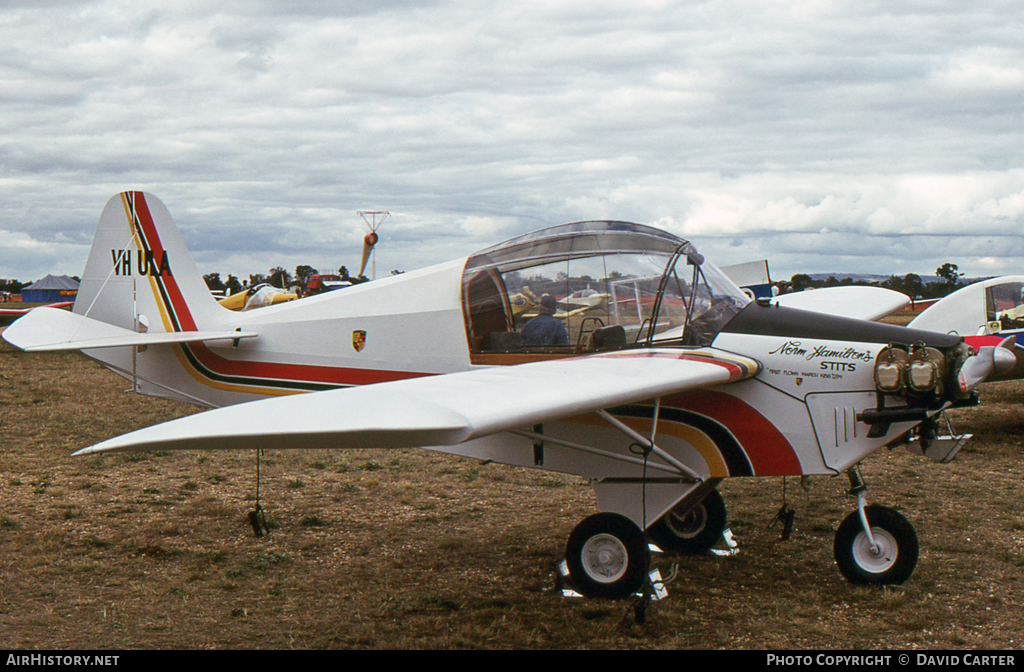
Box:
[958,336,1017,392]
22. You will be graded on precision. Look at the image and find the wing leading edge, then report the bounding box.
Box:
[772,286,910,321]
[75,348,760,455]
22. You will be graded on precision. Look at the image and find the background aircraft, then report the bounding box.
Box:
[217,283,298,311]
[3,192,1014,598]
[0,300,73,326]
[909,275,1024,383]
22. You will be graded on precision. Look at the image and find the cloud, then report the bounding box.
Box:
[1,1,1024,284]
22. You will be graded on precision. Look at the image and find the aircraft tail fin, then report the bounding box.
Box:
[0,192,240,405]
[74,191,227,333]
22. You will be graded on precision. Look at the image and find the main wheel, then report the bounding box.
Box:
[565,513,650,599]
[647,489,727,554]
[834,505,919,585]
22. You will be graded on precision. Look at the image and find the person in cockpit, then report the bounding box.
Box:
[522,294,569,346]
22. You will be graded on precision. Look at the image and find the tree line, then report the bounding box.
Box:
[201,265,398,294]
[779,263,967,299]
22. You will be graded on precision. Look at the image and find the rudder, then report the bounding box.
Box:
[75,192,225,334]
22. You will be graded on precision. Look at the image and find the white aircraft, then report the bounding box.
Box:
[3,192,1015,599]
[909,275,1024,382]
[0,300,73,325]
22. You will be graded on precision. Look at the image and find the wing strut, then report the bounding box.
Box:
[596,407,703,482]
[510,430,684,476]
[511,400,703,482]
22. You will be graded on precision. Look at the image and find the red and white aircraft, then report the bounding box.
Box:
[0,301,73,325]
[3,192,1014,598]
[909,275,1024,382]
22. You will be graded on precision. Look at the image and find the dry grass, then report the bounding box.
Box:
[1,332,1022,649]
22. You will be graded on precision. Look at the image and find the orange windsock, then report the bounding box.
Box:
[359,232,379,277]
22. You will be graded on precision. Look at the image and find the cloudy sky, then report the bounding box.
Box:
[2,1,1023,285]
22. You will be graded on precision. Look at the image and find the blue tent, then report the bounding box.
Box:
[21,274,79,303]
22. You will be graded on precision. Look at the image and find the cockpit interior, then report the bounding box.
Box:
[461,221,750,363]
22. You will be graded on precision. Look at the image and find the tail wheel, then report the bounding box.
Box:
[565,513,650,599]
[834,505,919,585]
[647,489,727,554]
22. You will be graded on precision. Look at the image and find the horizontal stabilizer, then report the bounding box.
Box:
[2,306,256,352]
[772,286,910,321]
[75,348,759,455]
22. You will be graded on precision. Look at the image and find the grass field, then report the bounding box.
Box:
[1,326,1022,650]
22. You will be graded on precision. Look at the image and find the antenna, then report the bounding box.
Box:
[357,211,389,280]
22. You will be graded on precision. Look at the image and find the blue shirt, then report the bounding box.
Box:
[522,313,568,346]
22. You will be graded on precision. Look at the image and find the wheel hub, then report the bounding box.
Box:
[581,534,629,583]
[665,503,707,539]
[852,528,898,573]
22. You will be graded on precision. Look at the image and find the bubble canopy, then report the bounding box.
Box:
[461,221,750,357]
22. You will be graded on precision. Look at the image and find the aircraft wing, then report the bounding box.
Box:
[74,348,760,455]
[1,306,257,352]
[772,286,910,321]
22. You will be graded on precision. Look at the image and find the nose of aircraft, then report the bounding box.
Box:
[957,336,1017,392]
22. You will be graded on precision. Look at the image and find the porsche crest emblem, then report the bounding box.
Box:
[352,330,367,352]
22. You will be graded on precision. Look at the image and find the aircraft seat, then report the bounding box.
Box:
[486,330,525,353]
[588,325,627,351]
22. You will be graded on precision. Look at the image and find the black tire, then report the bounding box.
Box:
[565,513,650,599]
[834,505,919,585]
[647,490,727,554]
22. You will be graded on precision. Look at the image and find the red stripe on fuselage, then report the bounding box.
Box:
[188,342,432,386]
[663,389,802,476]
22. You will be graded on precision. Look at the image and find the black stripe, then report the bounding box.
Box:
[129,194,182,333]
[178,343,346,393]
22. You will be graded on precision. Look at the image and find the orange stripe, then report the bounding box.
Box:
[663,390,801,475]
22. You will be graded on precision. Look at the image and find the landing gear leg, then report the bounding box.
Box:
[833,467,919,585]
